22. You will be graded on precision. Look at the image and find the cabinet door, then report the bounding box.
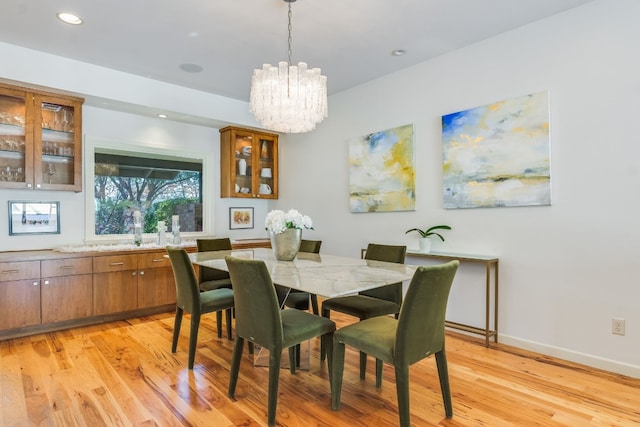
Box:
[41,274,93,323]
[0,279,40,329]
[93,271,138,315]
[137,267,177,309]
[0,85,33,189]
[32,94,83,192]
[254,133,278,199]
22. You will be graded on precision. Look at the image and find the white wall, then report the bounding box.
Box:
[0,0,637,377]
[275,0,640,377]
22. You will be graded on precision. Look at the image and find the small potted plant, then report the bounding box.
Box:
[405,224,451,253]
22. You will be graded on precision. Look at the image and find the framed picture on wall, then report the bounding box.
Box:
[229,207,254,230]
[8,201,60,235]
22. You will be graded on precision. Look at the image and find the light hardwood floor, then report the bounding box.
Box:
[1,310,638,426]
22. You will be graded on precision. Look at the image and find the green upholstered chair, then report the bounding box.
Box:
[196,238,233,291]
[321,243,407,379]
[166,247,234,369]
[331,260,459,426]
[283,239,322,314]
[225,256,336,427]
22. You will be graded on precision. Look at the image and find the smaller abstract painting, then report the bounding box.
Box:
[229,207,254,229]
[349,124,415,213]
[442,91,551,209]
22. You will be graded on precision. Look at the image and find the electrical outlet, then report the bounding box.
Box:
[612,318,625,336]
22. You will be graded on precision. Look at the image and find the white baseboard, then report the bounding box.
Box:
[498,334,640,379]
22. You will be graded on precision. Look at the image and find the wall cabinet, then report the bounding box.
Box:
[220,126,278,199]
[0,82,83,192]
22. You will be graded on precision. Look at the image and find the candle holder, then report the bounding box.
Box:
[157,221,167,246]
[172,226,181,245]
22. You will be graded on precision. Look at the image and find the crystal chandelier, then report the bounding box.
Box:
[249,0,328,134]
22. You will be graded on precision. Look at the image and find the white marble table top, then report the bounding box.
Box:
[190,248,417,298]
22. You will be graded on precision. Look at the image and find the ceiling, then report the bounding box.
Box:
[1,0,593,116]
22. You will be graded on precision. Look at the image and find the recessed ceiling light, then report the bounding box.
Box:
[391,49,407,56]
[157,114,168,119]
[179,63,203,73]
[57,12,83,25]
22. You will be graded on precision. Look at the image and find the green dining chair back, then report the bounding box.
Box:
[331,260,459,426]
[225,256,336,427]
[196,238,233,291]
[166,247,234,369]
[320,243,406,378]
[283,239,322,314]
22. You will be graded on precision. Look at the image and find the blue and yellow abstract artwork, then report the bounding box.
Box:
[349,124,415,213]
[442,91,551,209]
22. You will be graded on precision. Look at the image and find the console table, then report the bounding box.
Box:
[405,250,499,346]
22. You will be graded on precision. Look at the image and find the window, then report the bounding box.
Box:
[93,148,203,236]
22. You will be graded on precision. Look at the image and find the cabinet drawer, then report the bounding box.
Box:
[0,261,40,282]
[138,252,171,269]
[41,257,92,277]
[93,254,138,273]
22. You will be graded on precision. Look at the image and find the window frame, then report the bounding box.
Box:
[84,136,213,244]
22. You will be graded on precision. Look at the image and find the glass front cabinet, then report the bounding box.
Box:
[0,82,83,192]
[220,126,278,199]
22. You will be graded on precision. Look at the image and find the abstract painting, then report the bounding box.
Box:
[442,91,551,209]
[349,124,415,213]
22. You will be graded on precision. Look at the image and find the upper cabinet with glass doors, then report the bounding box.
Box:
[220,126,278,199]
[0,82,83,192]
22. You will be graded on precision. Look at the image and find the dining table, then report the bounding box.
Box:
[190,247,418,299]
[190,247,418,368]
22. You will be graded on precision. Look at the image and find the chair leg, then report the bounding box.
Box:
[171,307,183,353]
[188,314,201,369]
[394,365,411,427]
[248,341,254,355]
[288,346,297,374]
[216,310,223,339]
[330,341,345,411]
[324,333,334,379]
[320,308,330,361]
[310,294,319,315]
[435,350,453,418]
[228,337,244,398]
[268,349,282,427]
[359,351,367,380]
[225,308,233,340]
[375,358,383,388]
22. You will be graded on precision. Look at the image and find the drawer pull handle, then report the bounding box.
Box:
[2,269,20,274]
[152,259,165,263]
[60,266,75,270]
[109,262,125,266]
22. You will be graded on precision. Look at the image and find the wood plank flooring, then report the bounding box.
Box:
[1,310,638,426]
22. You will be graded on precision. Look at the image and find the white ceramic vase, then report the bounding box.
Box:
[419,237,432,253]
[270,228,302,261]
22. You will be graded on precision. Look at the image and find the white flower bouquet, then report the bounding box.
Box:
[265,209,313,234]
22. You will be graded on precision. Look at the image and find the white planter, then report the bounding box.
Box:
[418,237,432,253]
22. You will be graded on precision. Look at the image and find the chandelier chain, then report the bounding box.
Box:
[287,2,293,66]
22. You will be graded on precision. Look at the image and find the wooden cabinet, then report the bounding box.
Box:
[41,257,93,324]
[137,252,176,309]
[220,126,278,199]
[0,261,41,330]
[0,82,83,192]
[93,254,139,315]
[92,251,176,315]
